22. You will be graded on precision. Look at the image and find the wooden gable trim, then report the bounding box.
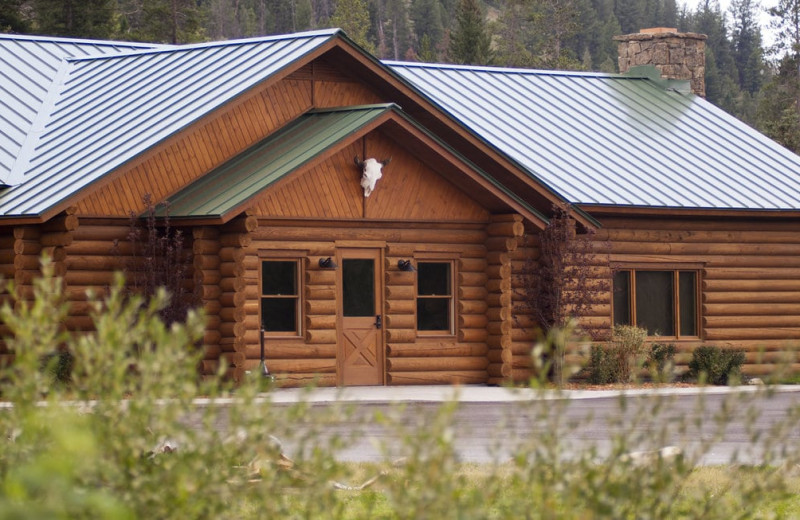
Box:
[191,109,547,228]
[38,39,346,224]
[379,118,548,229]
[321,42,594,228]
[36,35,579,228]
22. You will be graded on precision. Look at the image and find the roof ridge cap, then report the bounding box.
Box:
[65,29,343,63]
[385,60,618,78]
[5,58,74,187]
[0,33,163,48]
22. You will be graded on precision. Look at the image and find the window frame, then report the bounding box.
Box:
[612,266,701,340]
[259,253,305,339]
[414,256,457,337]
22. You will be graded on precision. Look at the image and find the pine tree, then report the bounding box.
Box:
[758,55,800,151]
[449,0,492,64]
[329,0,375,52]
[117,0,206,43]
[0,0,30,32]
[31,0,116,38]
[411,0,444,55]
[730,0,765,94]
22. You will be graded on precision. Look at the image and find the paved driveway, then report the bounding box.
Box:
[264,385,800,465]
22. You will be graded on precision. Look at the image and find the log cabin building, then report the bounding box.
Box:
[1,28,799,386]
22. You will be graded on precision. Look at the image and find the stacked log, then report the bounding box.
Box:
[193,227,223,374]
[510,231,540,381]
[485,215,525,385]
[246,221,491,386]
[218,215,257,381]
[384,244,417,370]
[0,230,13,364]
[593,219,800,375]
[64,220,127,332]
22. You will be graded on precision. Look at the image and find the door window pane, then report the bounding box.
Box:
[635,271,674,336]
[343,259,375,317]
[679,271,697,336]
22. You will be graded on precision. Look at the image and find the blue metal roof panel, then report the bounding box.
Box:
[0,30,338,216]
[0,34,164,186]
[388,62,800,210]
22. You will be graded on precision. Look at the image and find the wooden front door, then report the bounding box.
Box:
[338,248,384,386]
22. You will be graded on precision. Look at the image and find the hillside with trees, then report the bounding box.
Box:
[2,0,799,152]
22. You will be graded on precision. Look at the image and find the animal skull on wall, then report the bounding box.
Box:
[354,156,391,197]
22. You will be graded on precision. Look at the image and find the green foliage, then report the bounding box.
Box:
[586,325,647,384]
[329,0,375,53]
[687,345,746,385]
[448,0,493,64]
[1,272,800,517]
[645,342,677,383]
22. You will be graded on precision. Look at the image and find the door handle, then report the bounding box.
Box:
[375,315,382,329]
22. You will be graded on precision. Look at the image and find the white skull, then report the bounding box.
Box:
[355,156,391,197]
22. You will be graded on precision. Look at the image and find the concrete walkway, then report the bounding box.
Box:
[264,383,800,404]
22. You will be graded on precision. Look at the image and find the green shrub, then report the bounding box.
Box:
[687,345,746,385]
[586,325,647,384]
[1,258,799,518]
[645,343,677,383]
[587,344,613,384]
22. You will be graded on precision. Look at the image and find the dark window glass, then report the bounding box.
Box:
[418,263,450,295]
[613,271,631,326]
[261,298,296,332]
[262,261,296,295]
[261,261,299,334]
[635,271,674,336]
[417,262,452,332]
[343,259,375,317]
[417,298,450,331]
[679,271,697,336]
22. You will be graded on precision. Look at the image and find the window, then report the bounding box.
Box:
[416,261,454,334]
[261,260,301,336]
[613,269,698,337]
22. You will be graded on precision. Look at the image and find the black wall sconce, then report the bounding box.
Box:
[397,259,416,272]
[319,257,338,269]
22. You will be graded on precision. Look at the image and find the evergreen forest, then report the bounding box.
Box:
[3,0,800,152]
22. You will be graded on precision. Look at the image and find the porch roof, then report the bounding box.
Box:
[162,104,546,224]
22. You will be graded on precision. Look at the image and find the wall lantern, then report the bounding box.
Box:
[397,259,416,272]
[319,257,338,269]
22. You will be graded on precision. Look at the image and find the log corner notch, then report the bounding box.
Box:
[485,214,526,385]
[1,209,80,366]
[13,208,79,300]
[216,215,258,381]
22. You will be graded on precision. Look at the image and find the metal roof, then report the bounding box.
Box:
[163,104,545,222]
[0,34,164,186]
[387,61,800,210]
[0,29,339,217]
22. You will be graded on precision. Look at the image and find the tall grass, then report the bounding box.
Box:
[0,259,799,518]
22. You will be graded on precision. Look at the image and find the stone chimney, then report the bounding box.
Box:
[614,28,707,97]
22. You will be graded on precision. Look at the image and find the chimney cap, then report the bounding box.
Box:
[640,27,678,34]
[613,29,707,41]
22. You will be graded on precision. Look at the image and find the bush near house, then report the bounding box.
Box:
[686,345,746,385]
[1,259,799,518]
[586,325,648,384]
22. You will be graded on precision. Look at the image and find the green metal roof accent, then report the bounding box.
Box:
[163,103,546,223]
[163,104,394,217]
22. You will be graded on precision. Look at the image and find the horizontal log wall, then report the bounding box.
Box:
[509,228,540,382]
[247,221,489,387]
[593,217,800,375]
